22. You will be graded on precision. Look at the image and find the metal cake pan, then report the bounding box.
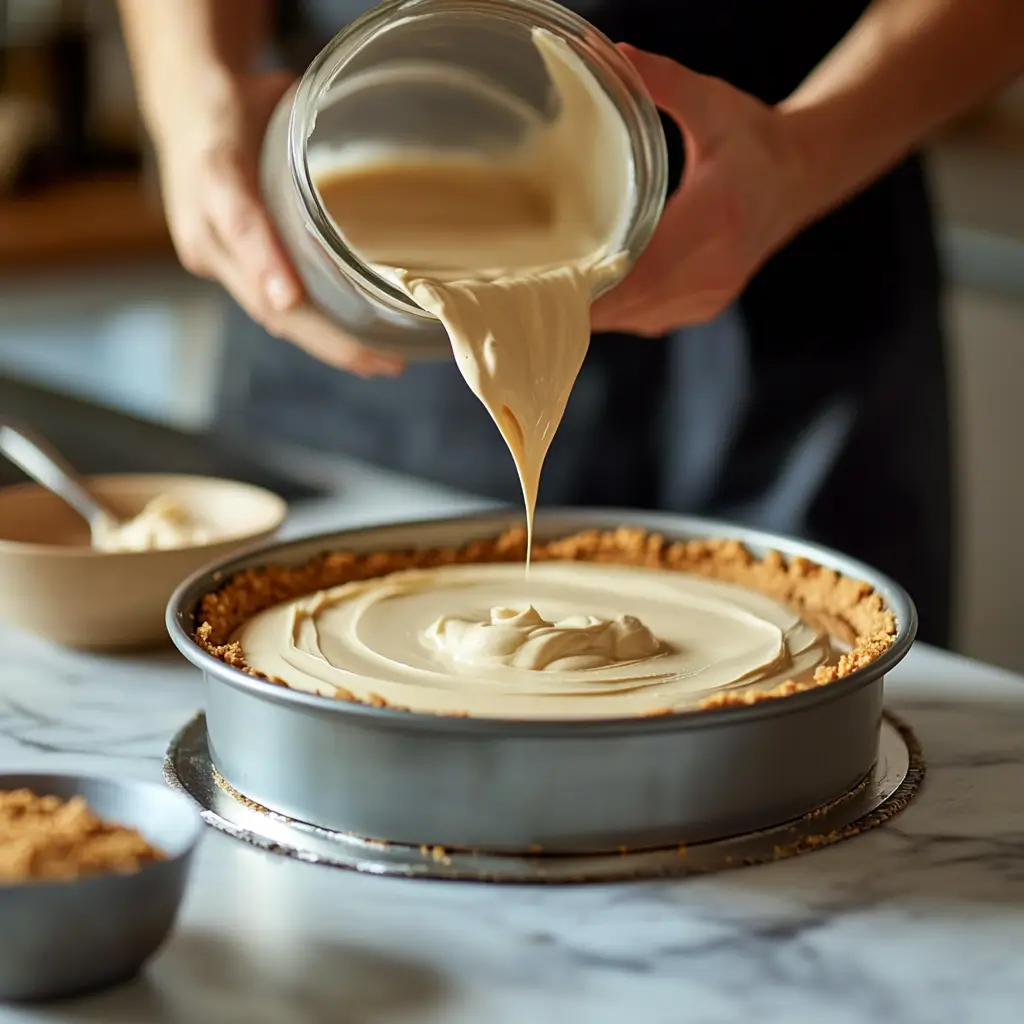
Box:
[167,510,917,854]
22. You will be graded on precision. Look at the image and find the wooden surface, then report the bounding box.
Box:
[0,173,174,273]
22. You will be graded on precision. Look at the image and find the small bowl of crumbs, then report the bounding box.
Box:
[0,474,287,649]
[0,773,203,1003]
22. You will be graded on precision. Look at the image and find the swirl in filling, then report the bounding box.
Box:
[234,561,837,720]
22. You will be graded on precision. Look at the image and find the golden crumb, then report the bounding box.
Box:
[640,707,674,718]
[0,789,164,883]
[191,526,897,717]
[212,768,271,814]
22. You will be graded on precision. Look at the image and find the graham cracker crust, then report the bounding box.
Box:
[0,789,165,882]
[192,526,897,716]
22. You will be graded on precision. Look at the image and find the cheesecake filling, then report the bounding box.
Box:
[425,604,662,672]
[234,561,837,720]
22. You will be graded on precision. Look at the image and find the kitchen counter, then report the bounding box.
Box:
[0,490,1022,1024]
[0,175,172,274]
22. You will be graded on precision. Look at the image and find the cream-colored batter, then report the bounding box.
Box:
[234,561,836,720]
[92,495,211,553]
[313,29,632,562]
[424,603,662,672]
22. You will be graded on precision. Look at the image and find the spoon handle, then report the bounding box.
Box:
[0,419,120,530]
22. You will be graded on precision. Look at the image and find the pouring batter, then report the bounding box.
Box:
[311,30,632,565]
[299,31,676,662]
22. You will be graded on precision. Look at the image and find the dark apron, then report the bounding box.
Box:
[217,0,953,646]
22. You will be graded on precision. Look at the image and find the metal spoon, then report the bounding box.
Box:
[0,419,124,540]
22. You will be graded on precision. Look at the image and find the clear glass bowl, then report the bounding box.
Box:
[261,0,668,359]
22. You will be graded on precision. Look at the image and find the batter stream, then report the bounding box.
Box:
[312,29,632,561]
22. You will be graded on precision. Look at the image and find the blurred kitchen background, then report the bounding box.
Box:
[0,0,1021,668]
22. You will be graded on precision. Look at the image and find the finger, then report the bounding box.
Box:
[593,190,732,324]
[204,151,303,316]
[617,44,715,147]
[594,48,718,328]
[590,224,690,327]
[591,291,722,336]
[274,304,407,379]
[595,47,754,337]
[168,222,219,282]
[593,165,739,328]
[592,257,728,332]
[213,71,299,312]
[205,242,404,378]
[245,71,297,128]
[611,45,742,306]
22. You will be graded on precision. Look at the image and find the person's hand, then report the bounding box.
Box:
[591,45,810,338]
[151,71,404,378]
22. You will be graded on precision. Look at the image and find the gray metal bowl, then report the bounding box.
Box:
[0,773,203,1003]
[167,509,917,855]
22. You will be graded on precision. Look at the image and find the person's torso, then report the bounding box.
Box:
[281,0,871,102]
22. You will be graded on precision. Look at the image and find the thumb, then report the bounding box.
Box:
[247,71,298,128]
[218,72,302,313]
[617,43,714,144]
[206,150,302,314]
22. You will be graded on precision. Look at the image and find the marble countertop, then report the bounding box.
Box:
[1,488,1022,1024]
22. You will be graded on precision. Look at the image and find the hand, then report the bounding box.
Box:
[591,45,810,338]
[151,71,404,378]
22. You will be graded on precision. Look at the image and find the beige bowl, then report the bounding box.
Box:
[0,474,287,650]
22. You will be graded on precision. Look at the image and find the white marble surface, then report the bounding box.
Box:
[1,489,1023,1024]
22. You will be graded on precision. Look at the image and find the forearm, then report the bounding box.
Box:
[780,0,1024,223]
[118,0,272,143]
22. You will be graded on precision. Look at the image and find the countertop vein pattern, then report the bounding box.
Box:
[0,497,1022,1023]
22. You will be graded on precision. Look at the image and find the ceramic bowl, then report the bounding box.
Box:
[0,773,203,1003]
[0,474,287,649]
